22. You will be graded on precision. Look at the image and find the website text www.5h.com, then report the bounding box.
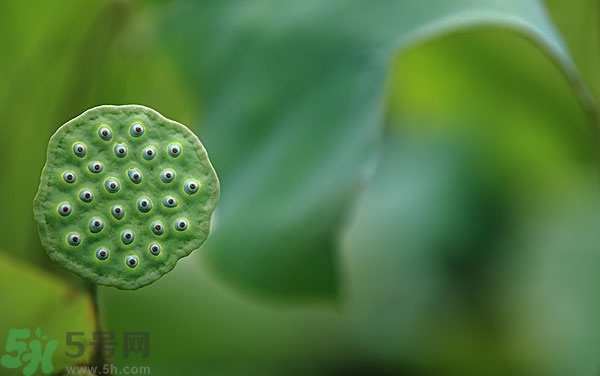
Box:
[65,364,150,375]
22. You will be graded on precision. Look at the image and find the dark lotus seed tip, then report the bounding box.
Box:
[126,255,139,268]
[151,221,164,235]
[58,203,72,217]
[67,232,82,246]
[98,126,112,141]
[130,123,145,137]
[149,243,161,256]
[89,217,105,233]
[114,143,128,158]
[137,197,153,213]
[88,161,104,173]
[160,169,175,183]
[163,196,178,208]
[121,230,135,245]
[63,171,76,184]
[111,205,125,219]
[168,143,182,158]
[142,146,157,161]
[96,247,109,260]
[127,168,143,184]
[183,180,200,195]
[174,218,189,231]
[73,143,86,158]
[79,189,94,203]
[104,178,121,193]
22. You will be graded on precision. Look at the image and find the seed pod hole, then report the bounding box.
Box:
[160,169,175,183]
[130,123,145,137]
[63,171,77,184]
[88,161,104,173]
[89,217,105,233]
[137,197,153,213]
[79,189,94,203]
[168,143,182,158]
[96,247,109,260]
[98,126,112,141]
[114,143,128,158]
[163,196,178,208]
[121,229,135,245]
[104,178,121,193]
[149,243,161,256]
[73,143,86,158]
[58,203,72,217]
[67,232,82,246]
[151,221,164,236]
[127,168,142,184]
[111,205,125,220]
[184,180,200,195]
[142,146,156,161]
[175,218,189,231]
[126,255,139,268]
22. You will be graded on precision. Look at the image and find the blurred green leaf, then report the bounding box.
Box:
[0,250,96,375]
[151,0,571,302]
[545,0,600,109]
[342,27,597,375]
[99,254,350,376]
[0,0,120,281]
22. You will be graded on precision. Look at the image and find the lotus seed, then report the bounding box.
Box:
[98,126,112,141]
[111,205,125,220]
[58,203,72,217]
[151,221,164,236]
[88,161,104,173]
[168,143,182,158]
[114,143,128,158]
[149,243,161,256]
[89,217,105,233]
[160,169,175,183]
[121,229,135,245]
[96,247,109,260]
[63,171,76,184]
[174,218,189,231]
[142,146,156,161]
[127,168,142,184]
[67,232,82,246]
[184,180,200,195]
[104,178,120,193]
[126,255,139,268]
[73,143,86,158]
[137,197,153,213]
[79,189,94,203]
[163,196,178,208]
[130,123,145,137]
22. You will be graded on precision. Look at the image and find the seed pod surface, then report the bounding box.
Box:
[33,105,219,289]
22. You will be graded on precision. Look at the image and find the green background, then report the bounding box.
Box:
[1,0,599,375]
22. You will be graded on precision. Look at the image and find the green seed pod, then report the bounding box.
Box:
[33,105,220,289]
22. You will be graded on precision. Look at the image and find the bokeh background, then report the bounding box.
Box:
[1,0,600,375]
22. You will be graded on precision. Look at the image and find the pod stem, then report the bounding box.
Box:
[88,283,113,375]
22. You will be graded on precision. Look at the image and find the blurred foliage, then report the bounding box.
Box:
[0,250,96,374]
[1,0,600,375]
[546,0,600,110]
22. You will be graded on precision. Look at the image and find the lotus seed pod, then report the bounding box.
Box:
[33,105,220,289]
